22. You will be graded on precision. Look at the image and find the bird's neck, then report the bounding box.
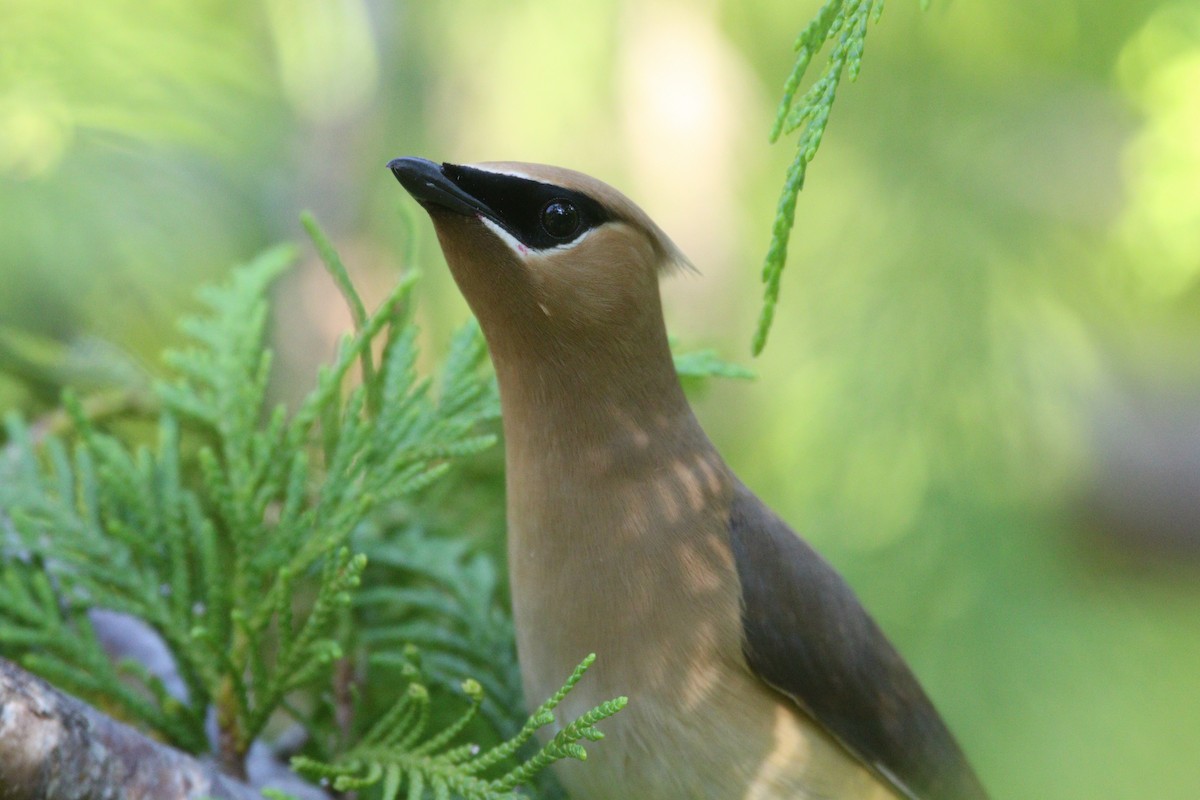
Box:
[489,329,710,490]
[486,323,744,722]
[486,321,738,607]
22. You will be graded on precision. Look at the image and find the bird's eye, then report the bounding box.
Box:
[540,200,580,240]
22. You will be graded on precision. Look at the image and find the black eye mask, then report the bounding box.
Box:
[440,163,611,250]
[389,158,610,251]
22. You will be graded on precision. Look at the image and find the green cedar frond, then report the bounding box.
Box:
[300,210,381,413]
[290,652,625,800]
[0,219,501,772]
[356,526,524,739]
[0,327,152,412]
[673,348,755,382]
[755,0,924,355]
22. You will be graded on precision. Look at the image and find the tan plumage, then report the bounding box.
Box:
[389,158,987,800]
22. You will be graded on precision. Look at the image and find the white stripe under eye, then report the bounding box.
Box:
[480,216,596,256]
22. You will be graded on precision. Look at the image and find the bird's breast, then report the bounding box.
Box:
[505,458,897,800]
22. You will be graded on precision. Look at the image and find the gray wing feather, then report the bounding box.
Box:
[727,482,989,800]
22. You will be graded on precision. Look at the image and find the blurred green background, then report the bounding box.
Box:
[3,1,1200,797]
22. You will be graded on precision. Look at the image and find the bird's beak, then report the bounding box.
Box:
[387,157,491,220]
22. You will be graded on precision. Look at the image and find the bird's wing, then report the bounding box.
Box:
[726,482,989,800]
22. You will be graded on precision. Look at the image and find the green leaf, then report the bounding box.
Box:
[291,652,624,800]
[755,0,924,354]
[673,349,755,381]
[0,216,505,774]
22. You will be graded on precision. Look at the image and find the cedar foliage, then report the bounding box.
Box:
[0,214,748,797]
[755,0,926,353]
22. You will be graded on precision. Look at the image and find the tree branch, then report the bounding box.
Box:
[0,657,261,800]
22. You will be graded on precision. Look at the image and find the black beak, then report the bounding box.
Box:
[387,157,488,218]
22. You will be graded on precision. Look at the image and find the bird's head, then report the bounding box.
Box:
[388,158,692,365]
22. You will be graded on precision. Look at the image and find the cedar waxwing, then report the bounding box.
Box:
[388,157,990,800]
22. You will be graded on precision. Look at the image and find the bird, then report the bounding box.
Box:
[387,156,990,800]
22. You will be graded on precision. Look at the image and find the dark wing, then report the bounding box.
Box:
[727,482,989,800]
